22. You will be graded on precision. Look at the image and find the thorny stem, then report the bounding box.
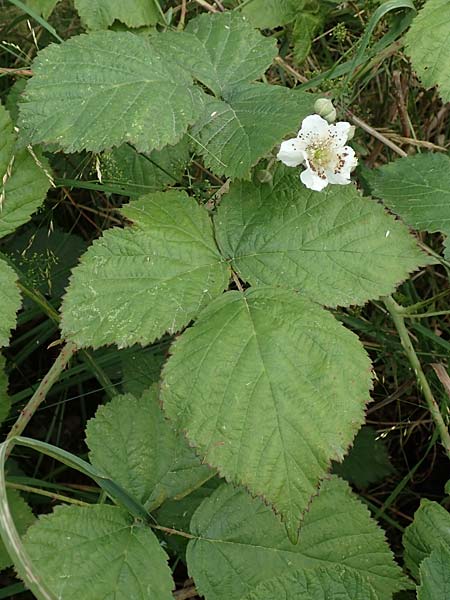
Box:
[5,342,78,458]
[383,295,450,460]
[151,524,195,540]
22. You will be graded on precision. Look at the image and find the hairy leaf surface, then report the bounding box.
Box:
[0,104,50,239]
[61,191,229,348]
[418,546,450,600]
[74,0,160,30]
[185,12,277,95]
[242,566,379,600]
[162,287,372,535]
[215,166,430,306]
[369,154,450,237]
[0,258,21,348]
[403,499,450,579]
[192,84,316,179]
[187,477,409,600]
[86,389,212,509]
[405,0,450,102]
[24,504,173,599]
[19,32,202,153]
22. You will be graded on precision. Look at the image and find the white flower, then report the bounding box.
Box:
[277,114,358,192]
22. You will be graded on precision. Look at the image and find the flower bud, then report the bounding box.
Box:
[313,98,336,123]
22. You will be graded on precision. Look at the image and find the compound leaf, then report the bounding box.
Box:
[24,504,173,599]
[242,566,379,600]
[403,499,450,579]
[74,0,161,30]
[192,84,316,179]
[0,489,35,572]
[405,0,450,102]
[0,103,51,239]
[162,287,372,536]
[61,190,229,348]
[187,477,409,600]
[369,153,450,242]
[214,165,431,307]
[86,389,212,510]
[0,257,21,349]
[418,546,450,600]
[18,31,202,153]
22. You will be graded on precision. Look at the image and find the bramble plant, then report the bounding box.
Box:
[0,0,450,599]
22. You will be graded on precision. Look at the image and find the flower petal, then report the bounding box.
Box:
[298,114,329,142]
[328,121,352,148]
[300,163,329,191]
[277,138,306,167]
[326,146,358,185]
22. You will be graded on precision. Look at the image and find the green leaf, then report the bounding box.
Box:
[333,426,394,489]
[242,566,379,600]
[0,104,51,240]
[24,504,174,599]
[0,354,10,427]
[241,0,301,28]
[18,31,202,154]
[100,138,189,197]
[0,257,21,349]
[154,477,221,559]
[214,165,431,307]
[86,388,212,510]
[404,0,450,102]
[121,346,167,395]
[185,12,277,96]
[61,190,229,348]
[162,287,372,536]
[403,499,450,579]
[369,154,450,244]
[0,489,35,572]
[192,84,317,179]
[24,0,59,19]
[187,477,409,600]
[74,0,161,30]
[418,546,450,600]
[0,103,15,177]
[292,11,323,65]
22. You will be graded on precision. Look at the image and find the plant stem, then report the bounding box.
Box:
[151,524,195,540]
[405,310,450,319]
[5,481,90,507]
[6,342,78,457]
[383,295,450,460]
